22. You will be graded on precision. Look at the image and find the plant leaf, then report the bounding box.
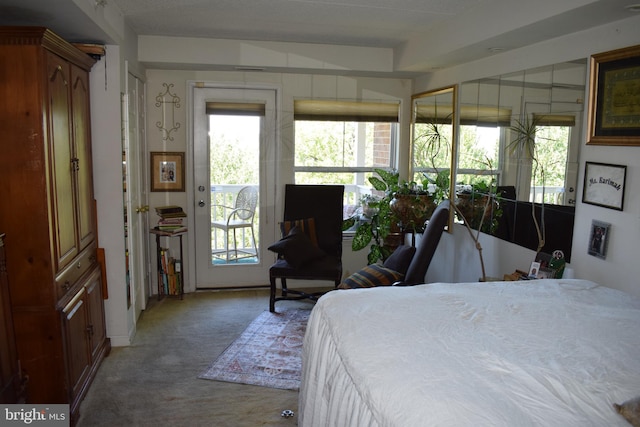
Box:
[368,176,387,192]
[351,222,372,251]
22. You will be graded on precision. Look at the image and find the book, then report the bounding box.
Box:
[155,205,184,214]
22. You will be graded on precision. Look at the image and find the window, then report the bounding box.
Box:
[294,100,400,218]
[530,124,571,204]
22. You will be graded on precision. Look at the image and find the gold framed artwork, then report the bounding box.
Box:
[587,44,640,146]
[150,151,185,192]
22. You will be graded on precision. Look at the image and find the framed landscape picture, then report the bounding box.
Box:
[587,44,640,146]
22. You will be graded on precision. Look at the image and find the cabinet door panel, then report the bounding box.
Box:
[84,268,106,360]
[47,51,78,270]
[62,289,90,401]
[70,65,95,250]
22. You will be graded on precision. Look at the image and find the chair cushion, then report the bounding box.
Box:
[279,217,318,246]
[268,226,326,268]
[338,264,404,289]
[269,255,342,280]
[383,244,416,275]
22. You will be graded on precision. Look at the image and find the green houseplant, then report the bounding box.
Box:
[455,178,502,234]
[507,114,548,252]
[344,169,439,264]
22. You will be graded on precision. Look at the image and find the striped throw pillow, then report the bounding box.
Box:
[338,264,403,289]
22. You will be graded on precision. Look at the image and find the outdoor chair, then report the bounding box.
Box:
[211,186,259,262]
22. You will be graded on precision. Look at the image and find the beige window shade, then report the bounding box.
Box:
[461,105,511,126]
[414,104,454,124]
[533,113,576,127]
[206,102,265,116]
[294,100,399,122]
[414,104,512,126]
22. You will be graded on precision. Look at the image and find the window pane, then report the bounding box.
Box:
[532,125,570,204]
[295,121,394,168]
[294,171,378,219]
[457,125,500,186]
[294,119,396,220]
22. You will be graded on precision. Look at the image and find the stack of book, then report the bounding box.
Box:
[155,205,187,233]
[159,248,182,296]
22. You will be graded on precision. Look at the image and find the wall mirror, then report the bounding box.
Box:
[411,85,457,232]
[456,59,587,261]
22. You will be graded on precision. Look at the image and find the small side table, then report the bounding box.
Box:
[150,228,186,300]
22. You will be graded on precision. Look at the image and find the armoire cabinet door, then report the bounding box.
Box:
[70,63,96,251]
[84,268,106,360]
[47,51,79,271]
[62,288,91,401]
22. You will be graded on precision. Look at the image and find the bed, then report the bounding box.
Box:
[299,279,640,426]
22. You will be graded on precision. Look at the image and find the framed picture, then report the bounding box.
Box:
[587,44,640,146]
[536,268,554,280]
[150,151,185,192]
[582,162,626,210]
[528,262,541,279]
[588,220,611,259]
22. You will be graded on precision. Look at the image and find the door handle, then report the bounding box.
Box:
[198,200,206,207]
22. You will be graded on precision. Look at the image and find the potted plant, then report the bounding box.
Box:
[390,179,437,234]
[507,114,548,253]
[344,169,399,264]
[455,178,502,234]
[344,169,441,264]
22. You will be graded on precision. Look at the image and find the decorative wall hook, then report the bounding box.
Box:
[155,83,181,141]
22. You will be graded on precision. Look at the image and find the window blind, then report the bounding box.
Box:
[206,102,265,116]
[294,99,399,122]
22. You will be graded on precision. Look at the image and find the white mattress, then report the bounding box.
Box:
[299,279,640,426]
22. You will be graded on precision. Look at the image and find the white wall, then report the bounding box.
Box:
[90,23,146,346]
[91,13,640,348]
[144,69,413,291]
[416,14,640,297]
[90,46,133,346]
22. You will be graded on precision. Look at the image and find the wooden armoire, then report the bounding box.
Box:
[0,27,110,421]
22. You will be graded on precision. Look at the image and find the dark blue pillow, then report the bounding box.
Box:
[267,226,325,268]
[383,244,416,275]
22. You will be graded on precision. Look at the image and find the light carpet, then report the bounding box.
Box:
[199,308,310,390]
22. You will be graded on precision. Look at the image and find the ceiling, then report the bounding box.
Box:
[0,0,638,73]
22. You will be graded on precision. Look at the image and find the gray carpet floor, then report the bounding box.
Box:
[77,288,317,427]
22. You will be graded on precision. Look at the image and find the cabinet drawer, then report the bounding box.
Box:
[55,246,96,300]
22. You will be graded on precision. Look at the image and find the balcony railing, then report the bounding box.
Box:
[530,186,565,204]
[210,183,371,260]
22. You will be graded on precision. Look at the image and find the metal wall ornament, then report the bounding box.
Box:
[156,83,181,141]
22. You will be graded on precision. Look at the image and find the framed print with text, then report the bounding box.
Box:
[150,151,185,192]
[582,162,626,211]
[587,44,640,146]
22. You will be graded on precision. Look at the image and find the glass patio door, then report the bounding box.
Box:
[193,87,276,287]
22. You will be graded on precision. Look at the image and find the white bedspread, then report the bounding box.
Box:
[299,279,640,426]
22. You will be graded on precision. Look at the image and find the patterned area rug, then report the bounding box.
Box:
[198,309,310,390]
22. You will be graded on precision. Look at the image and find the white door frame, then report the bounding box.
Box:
[186,81,281,289]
